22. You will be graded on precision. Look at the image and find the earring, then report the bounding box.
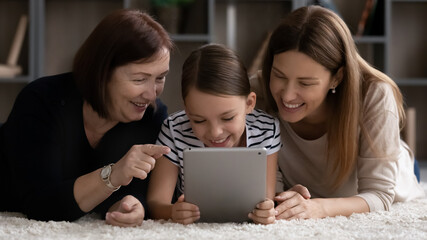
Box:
[332,88,336,94]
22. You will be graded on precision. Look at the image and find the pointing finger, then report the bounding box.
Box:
[139,144,170,158]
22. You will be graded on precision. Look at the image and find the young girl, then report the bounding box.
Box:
[147,44,281,225]
[253,5,425,220]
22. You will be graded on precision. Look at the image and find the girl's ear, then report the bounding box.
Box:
[245,92,257,114]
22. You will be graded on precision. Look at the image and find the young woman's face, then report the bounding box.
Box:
[107,49,170,123]
[184,88,256,148]
[269,50,336,125]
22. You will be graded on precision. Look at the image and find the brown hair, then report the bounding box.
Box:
[73,9,173,118]
[181,44,250,102]
[262,6,405,189]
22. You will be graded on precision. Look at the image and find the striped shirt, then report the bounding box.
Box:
[156,109,282,195]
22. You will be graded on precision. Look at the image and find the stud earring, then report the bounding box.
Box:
[332,88,336,94]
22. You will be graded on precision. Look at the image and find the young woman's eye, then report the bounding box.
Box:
[300,82,314,86]
[272,72,285,79]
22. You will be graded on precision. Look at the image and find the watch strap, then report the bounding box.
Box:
[102,163,121,192]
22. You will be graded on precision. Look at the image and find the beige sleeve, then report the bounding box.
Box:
[356,82,400,211]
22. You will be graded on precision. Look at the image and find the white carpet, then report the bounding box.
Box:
[1,183,427,240]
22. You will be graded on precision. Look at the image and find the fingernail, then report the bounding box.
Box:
[275,210,279,216]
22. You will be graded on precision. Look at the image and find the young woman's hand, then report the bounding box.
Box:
[105,195,144,227]
[171,195,200,225]
[274,184,325,220]
[112,144,170,187]
[274,184,311,206]
[274,197,327,220]
[248,199,276,224]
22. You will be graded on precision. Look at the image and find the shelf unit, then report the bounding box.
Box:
[0,0,215,122]
[387,0,427,160]
[213,0,427,160]
[0,0,426,159]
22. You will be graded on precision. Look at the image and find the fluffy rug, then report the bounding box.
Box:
[1,184,427,240]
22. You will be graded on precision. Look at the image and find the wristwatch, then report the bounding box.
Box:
[100,163,121,192]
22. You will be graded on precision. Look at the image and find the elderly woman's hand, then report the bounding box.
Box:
[105,195,144,227]
[111,144,170,187]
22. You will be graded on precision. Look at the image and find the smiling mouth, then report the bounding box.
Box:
[211,138,227,144]
[283,102,304,109]
[132,102,148,108]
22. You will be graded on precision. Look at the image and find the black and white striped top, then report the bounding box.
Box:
[156,109,282,195]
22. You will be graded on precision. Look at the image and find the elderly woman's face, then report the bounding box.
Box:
[107,49,170,123]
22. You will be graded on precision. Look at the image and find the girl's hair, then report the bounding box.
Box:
[181,44,251,101]
[73,9,173,118]
[262,6,405,189]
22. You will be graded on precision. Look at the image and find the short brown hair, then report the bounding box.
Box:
[73,9,173,118]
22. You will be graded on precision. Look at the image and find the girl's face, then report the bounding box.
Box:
[184,88,256,148]
[269,50,338,125]
[107,49,170,123]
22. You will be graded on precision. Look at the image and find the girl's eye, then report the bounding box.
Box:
[223,116,234,121]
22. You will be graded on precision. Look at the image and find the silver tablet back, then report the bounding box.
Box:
[183,147,267,223]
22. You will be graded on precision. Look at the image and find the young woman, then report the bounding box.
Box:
[147,44,281,225]
[254,5,425,220]
[0,9,172,227]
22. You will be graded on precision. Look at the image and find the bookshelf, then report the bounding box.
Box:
[216,0,427,160]
[388,0,427,160]
[0,0,426,159]
[0,0,214,122]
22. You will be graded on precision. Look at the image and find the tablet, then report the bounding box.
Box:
[183,147,267,223]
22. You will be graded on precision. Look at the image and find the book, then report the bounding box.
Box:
[357,0,384,36]
[0,15,28,78]
[357,0,375,36]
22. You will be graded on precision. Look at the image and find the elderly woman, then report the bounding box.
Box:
[0,9,172,227]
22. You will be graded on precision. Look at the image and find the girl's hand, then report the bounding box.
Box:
[112,144,170,187]
[171,195,200,225]
[105,195,144,227]
[248,199,276,224]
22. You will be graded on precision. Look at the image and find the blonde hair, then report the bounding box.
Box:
[262,6,405,189]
